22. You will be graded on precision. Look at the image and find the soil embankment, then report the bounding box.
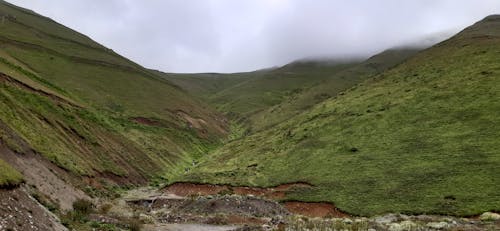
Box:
[163,182,313,200]
[0,186,67,231]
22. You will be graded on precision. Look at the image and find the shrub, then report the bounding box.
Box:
[99,203,113,214]
[73,199,93,215]
[126,218,142,231]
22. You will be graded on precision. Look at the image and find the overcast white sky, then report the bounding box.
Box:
[6,0,500,73]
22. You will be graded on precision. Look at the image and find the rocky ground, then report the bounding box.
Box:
[1,183,499,230]
[88,183,500,231]
[0,186,67,231]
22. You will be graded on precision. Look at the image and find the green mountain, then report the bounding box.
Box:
[161,61,359,119]
[250,48,420,131]
[0,0,227,187]
[180,15,500,216]
[1,1,499,229]
[162,49,418,132]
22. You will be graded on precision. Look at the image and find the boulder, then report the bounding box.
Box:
[388,223,403,231]
[479,212,500,221]
[426,221,449,230]
[374,213,398,225]
[400,220,417,229]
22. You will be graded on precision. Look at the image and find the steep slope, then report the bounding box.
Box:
[180,15,500,216]
[0,158,22,187]
[162,61,360,119]
[0,0,227,190]
[156,71,254,99]
[163,48,419,133]
[250,48,420,130]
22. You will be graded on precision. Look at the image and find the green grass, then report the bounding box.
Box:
[0,159,23,187]
[0,1,226,183]
[180,16,500,216]
[162,61,360,119]
[162,49,418,133]
[249,48,419,131]
[1,0,499,219]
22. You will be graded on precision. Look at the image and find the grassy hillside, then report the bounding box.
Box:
[0,0,227,186]
[179,15,500,216]
[0,159,23,187]
[250,48,419,130]
[162,61,360,119]
[156,71,253,98]
[163,49,418,133]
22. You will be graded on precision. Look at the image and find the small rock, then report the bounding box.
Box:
[343,218,353,224]
[262,224,272,230]
[388,223,403,231]
[139,213,154,223]
[367,229,376,231]
[427,221,449,230]
[374,214,398,224]
[479,212,500,221]
[443,217,454,223]
[400,220,417,229]
[399,214,410,220]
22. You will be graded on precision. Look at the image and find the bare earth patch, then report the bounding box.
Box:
[163,182,312,200]
[283,201,349,218]
[142,223,240,231]
[0,145,89,211]
[0,186,67,231]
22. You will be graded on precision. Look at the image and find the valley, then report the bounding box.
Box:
[0,1,499,230]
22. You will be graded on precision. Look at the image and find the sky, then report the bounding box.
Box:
[6,0,500,73]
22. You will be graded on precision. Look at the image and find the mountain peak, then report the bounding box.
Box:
[483,14,500,21]
[464,14,500,37]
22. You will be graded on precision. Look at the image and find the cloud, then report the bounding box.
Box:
[6,0,500,73]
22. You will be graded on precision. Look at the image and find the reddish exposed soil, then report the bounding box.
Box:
[162,182,347,218]
[225,215,269,225]
[163,183,227,197]
[284,201,348,218]
[163,182,312,200]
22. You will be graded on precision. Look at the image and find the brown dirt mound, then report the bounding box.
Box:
[178,195,288,218]
[163,182,312,200]
[162,183,351,218]
[225,214,269,225]
[284,201,348,218]
[163,183,228,197]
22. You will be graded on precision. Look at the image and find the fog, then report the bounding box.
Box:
[6,0,500,73]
